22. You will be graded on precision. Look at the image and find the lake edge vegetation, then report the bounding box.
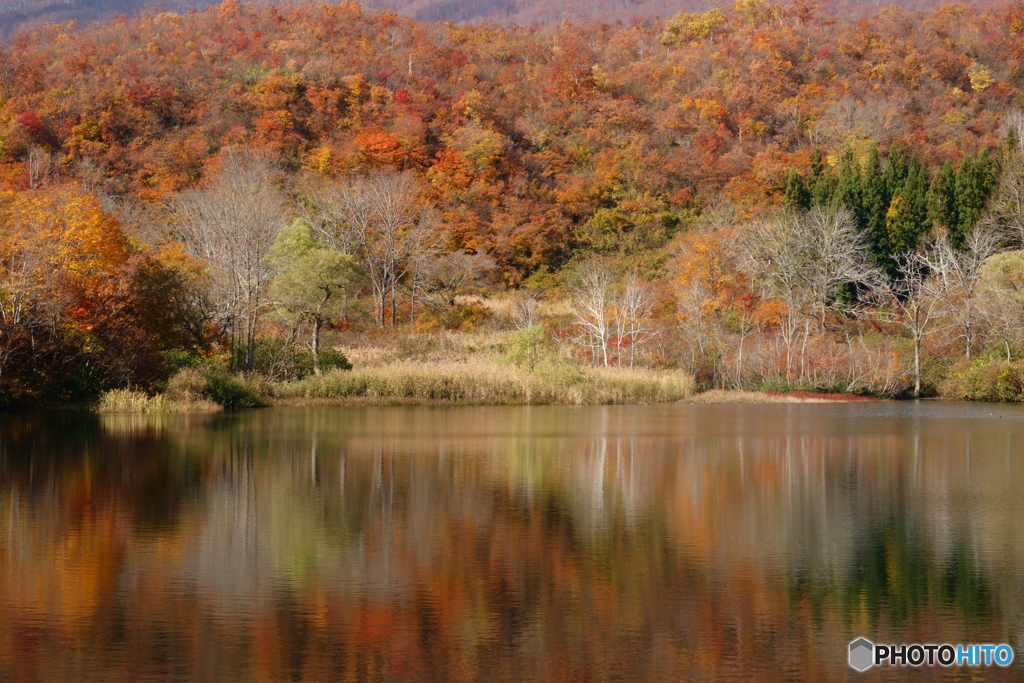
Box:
[7,0,1024,408]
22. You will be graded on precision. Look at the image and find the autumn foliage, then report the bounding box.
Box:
[3,0,1024,401]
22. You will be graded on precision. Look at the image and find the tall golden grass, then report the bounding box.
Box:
[96,388,221,413]
[269,359,695,405]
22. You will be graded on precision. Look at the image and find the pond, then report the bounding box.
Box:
[1,403,1023,682]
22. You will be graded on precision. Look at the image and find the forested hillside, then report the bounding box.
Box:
[0,0,1008,40]
[4,0,1024,405]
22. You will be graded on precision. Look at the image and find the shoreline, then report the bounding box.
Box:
[88,388,885,413]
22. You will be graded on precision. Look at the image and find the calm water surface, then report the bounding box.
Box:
[1,403,1024,682]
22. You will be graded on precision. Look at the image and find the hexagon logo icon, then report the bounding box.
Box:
[849,638,874,671]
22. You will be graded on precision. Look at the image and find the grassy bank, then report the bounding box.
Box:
[267,360,695,406]
[96,388,221,413]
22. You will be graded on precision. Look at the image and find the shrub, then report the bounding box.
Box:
[166,367,210,402]
[507,325,554,371]
[237,337,350,381]
[205,369,266,408]
[941,359,1024,402]
[165,366,265,408]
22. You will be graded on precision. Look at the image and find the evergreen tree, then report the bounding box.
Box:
[810,146,825,179]
[927,161,957,236]
[953,150,996,249]
[1008,126,1020,156]
[784,167,810,211]
[831,147,862,224]
[861,146,889,262]
[883,143,908,199]
[886,158,929,256]
[808,146,835,206]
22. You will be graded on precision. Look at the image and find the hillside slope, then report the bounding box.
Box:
[0,0,1004,40]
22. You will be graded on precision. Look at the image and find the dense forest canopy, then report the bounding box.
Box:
[1,0,1020,271]
[5,0,1024,404]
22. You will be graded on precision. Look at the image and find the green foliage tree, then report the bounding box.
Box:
[783,168,810,212]
[271,218,361,374]
[861,146,889,263]
[507,324,554,372]
[953,151,997,249]
[927,161,957,237]
[886,159,929,257]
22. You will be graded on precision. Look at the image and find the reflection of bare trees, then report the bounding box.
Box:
[6,406,1024,682]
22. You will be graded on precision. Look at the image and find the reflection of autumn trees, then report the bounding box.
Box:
[2,406,1024,681]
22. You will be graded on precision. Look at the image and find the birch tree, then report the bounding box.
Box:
[302,171,440,327]
[571,260,614,366]
[174,147,284,370]
[926,227,999,359]
[879,254,943,397]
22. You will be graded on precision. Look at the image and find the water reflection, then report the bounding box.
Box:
[1,404,1023,681]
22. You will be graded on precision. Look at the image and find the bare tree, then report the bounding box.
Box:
[741,207,879,378]
[615,279,657,367]
[512,292,541,330]
[982,151,1024,248]
[303,171,440,327]
[174,147,284,370]
[571,260,614,367]
[926,227,1000,359]
[415,250,493,317]
[26,146,51,190]
[878,254,944,397]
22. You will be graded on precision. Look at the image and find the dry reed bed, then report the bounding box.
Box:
[96,388,221,413]
[270,360,695,405]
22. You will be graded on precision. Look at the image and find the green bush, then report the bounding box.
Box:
[941,359,1024,402]
[205,369,266,408]
[236,337,350,381]
[506,325,554,371]
[166,365,266,408]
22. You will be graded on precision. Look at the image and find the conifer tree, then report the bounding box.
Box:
[883,143,908,199]
[927,161,957,236]
[810,146,825,179]
[953,151,996,249]
[784,167,810,211]
[808,147,835,206]
[861,146,889,262]
[886,159,929,256]
[832,147,862,224]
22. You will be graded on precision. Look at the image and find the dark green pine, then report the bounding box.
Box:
[886,158,930,256]
[883,143,908,199]
[831,147,863,223]
[811,173,837,207]
[810,146,825,179]
[784,167,810,211]
[953,150,996,249]
[927,161,957,236]
[861,146,889,262]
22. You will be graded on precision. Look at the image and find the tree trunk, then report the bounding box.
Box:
[312,318,322,376]
[736,335,745,389]
[914,335,922,398]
